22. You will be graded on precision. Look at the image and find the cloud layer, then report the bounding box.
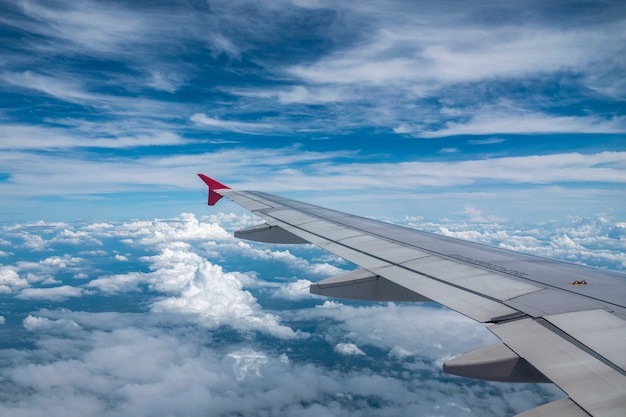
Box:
[1,211,623,416]
[4,211,613,416]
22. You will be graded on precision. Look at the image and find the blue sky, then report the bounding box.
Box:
[0,0,625,222]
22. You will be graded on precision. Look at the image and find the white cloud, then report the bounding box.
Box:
[52,229,103,245]
[405,215,626,270]
[1,143,620,221]
[132,213,233,245]
[467,138,505,145]
[388,345,412,360]
[14,0,151,53]
[190,113,275,134]
[16,232,48,251]
[271,279,318,300]
[0,147,354,204]
[462,206,507,223]
[307,151,626,188]
[420,112,626,137]
[227,349,272,381]
[300,301,499,361]
[0,265,29,293]
[335,342,365,356]
[0,123,188,150]
[148,248,298,338]
[235,242,344,278]
[440,147,459,154]
[1,307,560,417]
[87,239,298,338]
[2,213,598,416]
[0,316,5,325]
[38,255,83,268]
[146,70,185,93]
[23,315,80,331]
[228,85,356,104]
[5,255,85,288]
[82,222,115,231]
[287,11,626,95]
[17,285,83,302]
[114,254,128,262]
[87,272,145,294]
[1,70,97,103]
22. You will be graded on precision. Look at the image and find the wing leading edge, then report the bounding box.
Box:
[198,174,626,417]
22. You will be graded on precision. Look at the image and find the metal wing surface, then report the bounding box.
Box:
[198,174,626,417]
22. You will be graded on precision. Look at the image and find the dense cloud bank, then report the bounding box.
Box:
[1,212,623,416]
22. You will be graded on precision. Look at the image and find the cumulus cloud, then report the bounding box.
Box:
[116,213,233,246]
[149,247,298,338]
[335,342,365,356]
[114,254,128,262]
[406,215,626,269]
[51,229,103,245]
[23,315,81,331]
[87,272,145,294]
[235,242,344,279]
[89,243,298,338]
[0,265,29,293]
[17,285,83,302]
[16,231,48,251]
[271,278,318,300]
[462,205,507,223]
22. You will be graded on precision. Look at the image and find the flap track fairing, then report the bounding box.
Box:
[443,342,550,383]
[234,223,308,244]
[310,269,431,302]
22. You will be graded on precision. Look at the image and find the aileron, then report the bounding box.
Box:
[544,309,626,371]
[491,318,626,417]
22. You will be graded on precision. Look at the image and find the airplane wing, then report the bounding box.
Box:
[198,174,626,417]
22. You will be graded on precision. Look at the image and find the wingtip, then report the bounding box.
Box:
[197,174,230,206]
[197,174,230,190]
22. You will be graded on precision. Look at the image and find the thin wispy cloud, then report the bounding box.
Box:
[0,0,623,219]
[190,113,276,134]
[0,125,188,149]
[419,112,626,137]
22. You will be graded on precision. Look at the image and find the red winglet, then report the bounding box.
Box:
[198,174,230,206]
